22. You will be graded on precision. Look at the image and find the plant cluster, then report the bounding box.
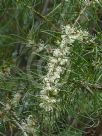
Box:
[0,0,102,136]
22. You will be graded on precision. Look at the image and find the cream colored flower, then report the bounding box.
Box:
[40,24,89,111]
[12,93,21,106]
[21,115,36,134]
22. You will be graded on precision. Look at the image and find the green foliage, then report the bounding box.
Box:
[0,0,102,136]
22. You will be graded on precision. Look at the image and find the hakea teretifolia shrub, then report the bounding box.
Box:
[39,24,89,112]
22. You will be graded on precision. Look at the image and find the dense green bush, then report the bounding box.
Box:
[0,0,102,136]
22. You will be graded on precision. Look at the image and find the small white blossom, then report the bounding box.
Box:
[41,95,50,101]
[39,97,56,111]
[39,103,53,112]
[50,57,58,64]
[5,103,11,111]
[60,58,68,65]
[53,49,62,57]
[56,66,62,73]
[40,89,48,95]
[12,93,21,106]
[53,72,60,79]
[26,39,34,47]
[38,41,45,51]
[21,115,36,134]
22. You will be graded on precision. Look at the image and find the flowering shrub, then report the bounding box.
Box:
[39,25,89,112]
[0,0,102,136]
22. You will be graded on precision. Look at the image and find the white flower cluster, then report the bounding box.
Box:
[12,93,21,107]
[84,0,100,5]
[26,37,45,52]
[39,24,89,111]
[0,67,10,78]
[21,115,36,135]
[61,25,88,44]
[5,103,11,111]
